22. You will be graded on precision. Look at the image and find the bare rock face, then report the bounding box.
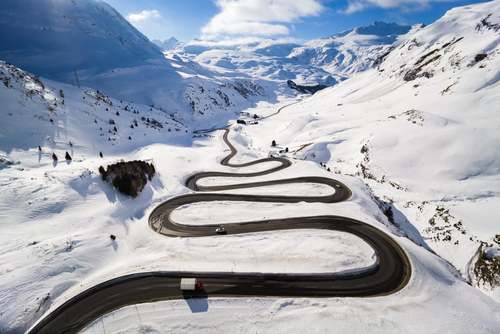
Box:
[99,160,155,197]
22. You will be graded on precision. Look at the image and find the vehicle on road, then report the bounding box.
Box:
[236,119,247,125]
[215,226,227,235]
[180,278,204,291]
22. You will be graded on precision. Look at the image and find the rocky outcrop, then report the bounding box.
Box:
[99,160,155,197]
[287,80,328,94]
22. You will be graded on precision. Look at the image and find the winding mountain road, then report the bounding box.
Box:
[27,129,411,334]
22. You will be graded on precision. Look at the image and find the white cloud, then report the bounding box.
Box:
[342,0,453,14]
[201,0,323,38]
[126,9,162,23]
[187,36,297,49]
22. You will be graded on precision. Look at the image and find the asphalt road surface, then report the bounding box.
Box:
[27,129,411,334]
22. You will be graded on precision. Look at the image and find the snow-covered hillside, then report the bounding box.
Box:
[241,0,500,300]
[177,22,411,86]
[0,0,271,128]
[0,61,190,158]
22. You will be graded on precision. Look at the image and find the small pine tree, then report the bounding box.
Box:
[65,152,72,161]
[285,147,289,153]
[271,140,277,147]
[38,146,42,152]
[52,153,58,161]
[99,151,103,158]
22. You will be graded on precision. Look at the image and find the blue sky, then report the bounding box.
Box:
[105,0,490,42]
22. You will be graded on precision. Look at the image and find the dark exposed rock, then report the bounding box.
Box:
[475,14,500,33]
[373,47,394,68]
[415,48,439,66]
[475,53,487,62]
[99,160,155,197]
[404,53,441,82]
[474,245,500,289]
[287,80,328,95]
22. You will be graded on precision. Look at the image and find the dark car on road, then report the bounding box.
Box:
[215,226,227,235]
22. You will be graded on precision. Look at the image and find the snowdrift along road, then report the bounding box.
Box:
[28,129,411,334]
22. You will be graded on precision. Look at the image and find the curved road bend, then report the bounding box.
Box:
[28,129,411,334]
[194,98,301,134]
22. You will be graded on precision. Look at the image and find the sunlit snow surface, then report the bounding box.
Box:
[1,0,500,333]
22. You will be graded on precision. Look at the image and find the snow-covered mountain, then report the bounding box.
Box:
[0,0,162,81]
[288,22,412,77]
[0,0,270,128]
[241,0,500,301]
[153,37,180,51]
[178,22,411,85]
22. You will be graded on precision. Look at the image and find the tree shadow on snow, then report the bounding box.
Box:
[69,172,162,219]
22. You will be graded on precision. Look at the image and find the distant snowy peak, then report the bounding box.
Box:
[153,37,180,51]
[178,22,412,86]
[287,22,412,76]
[0,0,163,82]
[252,42,301,58]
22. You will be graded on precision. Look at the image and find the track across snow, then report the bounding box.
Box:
[28,129,411,334]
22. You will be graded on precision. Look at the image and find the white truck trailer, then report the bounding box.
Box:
[180,278,203,291]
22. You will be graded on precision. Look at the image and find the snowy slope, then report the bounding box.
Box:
[0,0,271,128]
[241,0,500,301]
[0,61,190,159]
[0,63,377,332]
